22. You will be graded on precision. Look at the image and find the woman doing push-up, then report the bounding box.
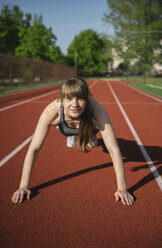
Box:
[12,76,134,205]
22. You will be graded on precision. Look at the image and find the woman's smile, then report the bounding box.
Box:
[70,108,80,113]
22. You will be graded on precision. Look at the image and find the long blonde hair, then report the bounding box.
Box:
[59,76,94,152]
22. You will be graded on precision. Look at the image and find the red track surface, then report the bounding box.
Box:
[0,80,162,248]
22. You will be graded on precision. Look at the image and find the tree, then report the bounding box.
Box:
[67,29,108,76]
[49,46,67,65]
[15,21,57,61]
[0,4,67,65]
[100,34,114,72]
[0,4,31,54]
[103,0,162,74]
[15,20,67,64]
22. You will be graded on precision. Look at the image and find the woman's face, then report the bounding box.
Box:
[62,96,86,119]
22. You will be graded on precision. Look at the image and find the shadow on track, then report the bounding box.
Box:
[100,138,162,167]
[99,137,162,194]
[29,138,161,201]
[30,161,113,200]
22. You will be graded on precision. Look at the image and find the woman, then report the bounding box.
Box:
[12,76,134,205]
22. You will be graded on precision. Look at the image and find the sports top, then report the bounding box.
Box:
[56,105,99,136]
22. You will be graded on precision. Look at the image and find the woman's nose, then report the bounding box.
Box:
[72,98,78,106]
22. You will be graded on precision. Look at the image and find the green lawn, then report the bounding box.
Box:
[0,80,61,95]
[126,76,162,97]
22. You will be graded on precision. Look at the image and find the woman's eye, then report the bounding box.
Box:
[65,97,85,103]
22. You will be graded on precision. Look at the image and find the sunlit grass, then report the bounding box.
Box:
[126,76,162,97]
[0,80,61,95]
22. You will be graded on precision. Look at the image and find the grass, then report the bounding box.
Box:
[0,80,61,95]
[125,76,162,97]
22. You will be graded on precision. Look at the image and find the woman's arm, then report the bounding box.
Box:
[94,101,134,205]
[12,103,58,203]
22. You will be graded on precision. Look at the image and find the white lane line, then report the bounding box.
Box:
[0,80,98,168]
[0,89,59,112]
[0,135,33,167]
[107,81,162,191]
[89,80,98,88]
[146,84,162,90]
[100,102,162,106]
[120,82,162,103]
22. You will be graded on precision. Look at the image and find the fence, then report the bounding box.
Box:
[0,53,75,85]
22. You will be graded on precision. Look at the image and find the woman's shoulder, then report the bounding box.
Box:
[44,98,61,112]
[89,97,105,113]
[41,98,61,123]
[89,97,110,123]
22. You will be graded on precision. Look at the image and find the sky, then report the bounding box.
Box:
[0,0,113,54]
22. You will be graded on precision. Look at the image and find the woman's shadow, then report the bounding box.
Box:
[30,138,162,201]
[116,138,162,195]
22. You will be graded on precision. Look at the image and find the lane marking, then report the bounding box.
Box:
[0,89,59,112]
[121,82,162,103]
[89,80,98,88]
[107,81,162,191]
[0,80,98,167]
[146,84,162,90]
[99,102,162,106]
[0,135,33,167]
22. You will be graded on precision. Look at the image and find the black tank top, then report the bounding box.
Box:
[57,105,79,136]
[57,105,99,136]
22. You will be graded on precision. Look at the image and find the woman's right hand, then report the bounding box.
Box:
[12,188,31,203]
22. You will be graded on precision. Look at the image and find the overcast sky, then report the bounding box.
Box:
[0,0,113,54]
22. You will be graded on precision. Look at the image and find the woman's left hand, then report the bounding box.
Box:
[115,190,134,205]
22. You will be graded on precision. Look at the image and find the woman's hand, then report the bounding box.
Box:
[115,190,134,205]
[12,188,31,203]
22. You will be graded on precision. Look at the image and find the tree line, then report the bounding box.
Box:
[0,4,109,77]
[103,0,162,75]
[0,1,161,77]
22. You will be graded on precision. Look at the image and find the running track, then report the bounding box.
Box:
[0,79,162,248]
